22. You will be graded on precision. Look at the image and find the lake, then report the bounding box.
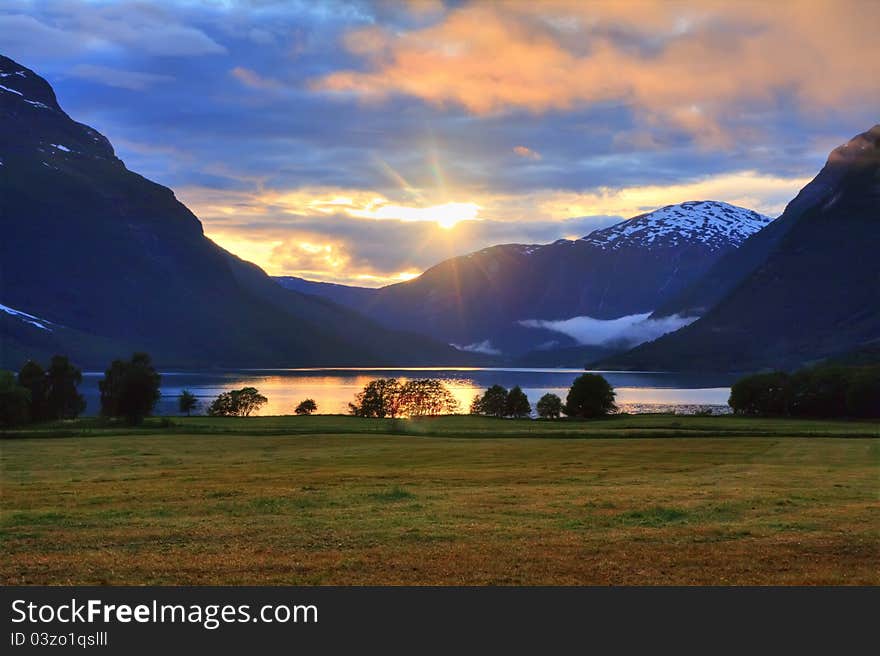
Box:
[78,368,737,417]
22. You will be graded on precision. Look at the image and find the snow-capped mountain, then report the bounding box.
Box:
[580,201,771,251]
[276,200,775,358]
[604,125,880,372]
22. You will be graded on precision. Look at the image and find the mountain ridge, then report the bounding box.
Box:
[600,124,880,371]
[0,54,477,369]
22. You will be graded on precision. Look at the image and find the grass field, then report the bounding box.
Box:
[2,415,878,584]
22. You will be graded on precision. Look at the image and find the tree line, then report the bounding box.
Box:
[469,373,617,419]
[729,364,880,418]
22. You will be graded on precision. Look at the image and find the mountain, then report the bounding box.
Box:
[0,54,475,369]
[277,201,771,356]
[600,125,880,372]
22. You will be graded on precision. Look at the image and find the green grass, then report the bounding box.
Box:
[1,415,878,585]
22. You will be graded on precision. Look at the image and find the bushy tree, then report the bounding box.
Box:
[45,355,86,420]
[99,352,160,424]
[564,373,617,418]
[17,360,47,422]
[505,385,531,418]
[399,379,458,416]
[0,371,31,427]
[178,390,199,416]
[474,384,508,417]
[845,367,880,418]
[729,372,791,415]
[349,378,402,418]
[208,387,267,417]
[728,365,879,418]
[469,394,484,415]
[536,393,563,419]
[295,398,317,415]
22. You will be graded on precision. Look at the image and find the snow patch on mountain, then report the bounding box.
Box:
[0,303,54,331]
[581,201,772,251]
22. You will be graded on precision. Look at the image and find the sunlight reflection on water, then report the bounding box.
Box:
[79,368,734,417]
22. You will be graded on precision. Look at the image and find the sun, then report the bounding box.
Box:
[428,201,480,229]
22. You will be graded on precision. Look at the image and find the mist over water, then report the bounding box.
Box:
[78,368,735,417]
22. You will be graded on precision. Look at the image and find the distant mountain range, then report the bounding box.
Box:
[4,54,875,374]
[600,125,880,371]
[0,54,474,369]
[277,200,771,359]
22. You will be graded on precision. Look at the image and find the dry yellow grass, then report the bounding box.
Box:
[2,418,878,584]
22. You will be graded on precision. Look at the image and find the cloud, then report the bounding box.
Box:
[69,64,173,90]
[451,340,503,356]
[0,3,226,60]
[314,1,880,143]
[230,66,282,90]
[513,145,541,160]
[519,312,697,348]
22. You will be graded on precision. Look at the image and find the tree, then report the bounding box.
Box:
[45,355,86,420]
[505,385,531,418]
[207,387,267,417]
[99,352,160,425]
[295,398,317,415]
[476,385,508,417]
[178,390,199,416]
[536,393,563,419]
[17,360,47,422]
[845,367,880,418]
[398,379,458,416]
[564,373,617,418]
[349,378,402,418]
[729,372,791,415]
[0,371,31,426]
[469,394,484,415]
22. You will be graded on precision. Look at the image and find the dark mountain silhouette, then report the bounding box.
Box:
[276,201,771,356]
[601,125,880,372]
[0,54,475,369]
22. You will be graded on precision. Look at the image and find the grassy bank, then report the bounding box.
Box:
[1,415,878,584]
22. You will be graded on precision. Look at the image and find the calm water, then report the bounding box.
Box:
[78,368,736,417]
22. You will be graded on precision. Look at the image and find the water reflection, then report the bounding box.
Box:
[79,368,735,416]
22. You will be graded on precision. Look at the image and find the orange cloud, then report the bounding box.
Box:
[230,66,282,90]
[513,145,541,160]
[313,1,880,144]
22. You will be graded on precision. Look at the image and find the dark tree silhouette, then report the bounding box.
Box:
[295,398,317,415]
[536,393,563,419]
[45,355,86,420]
[178,390,199,416]
[349,378,402,418]
[207,387,267,417]
[475,385,508,417]
[17,360,47,422]
[505,385,531,418]
[564,374,617,418]
[729,372,791,415]
[398,379,458,416]
[99,352,160,425]
[0,371,31,426]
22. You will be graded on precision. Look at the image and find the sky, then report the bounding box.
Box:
[3,0,878,286]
